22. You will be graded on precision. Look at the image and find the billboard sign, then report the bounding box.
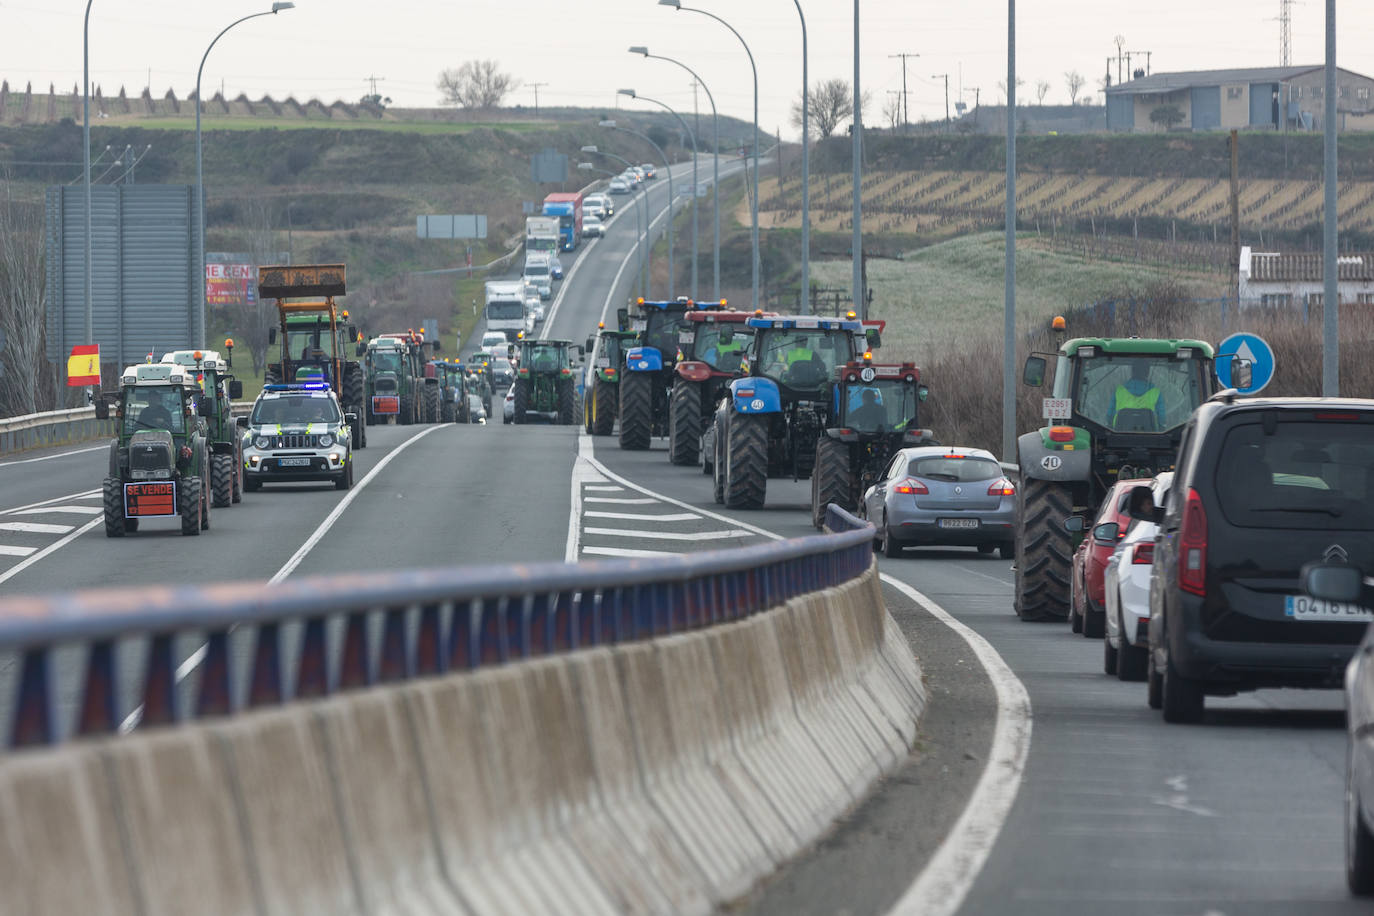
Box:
[205,259,256,307]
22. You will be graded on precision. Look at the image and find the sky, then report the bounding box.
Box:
[3,1,1373,140]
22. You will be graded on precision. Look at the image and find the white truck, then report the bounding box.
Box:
[525,216,560,258]
[484,280,529,342]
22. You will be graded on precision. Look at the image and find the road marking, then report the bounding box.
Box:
[884,575,1032,916]
[268,426,440,583]
[0,517,104,587]
[13,505,103,516]
[0,521,75,534]
[0,545,37,557]
[583,496,658,505]
[584,485,623,492]
[583,545,682,558]
[0,444,105,468]
[584,510,700,522]
[583,527,754,541]
[0,489,101,516]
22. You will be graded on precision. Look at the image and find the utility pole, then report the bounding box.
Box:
[529,82,548,115]
[970,87,981,128]
[889,51,919,130]
[364,74,385,98]
[933,73,950,128]
[1279,0,1294,66]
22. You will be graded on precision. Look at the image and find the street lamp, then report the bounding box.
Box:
[792,0,810,312]
[82,0,96,367]
[582,145,651,297]
[619,90,700,299]
[658,1,759,310]
[629,46,720,301]
[600,120,674,298]
[578,162,645,299]
[195,1,294,348]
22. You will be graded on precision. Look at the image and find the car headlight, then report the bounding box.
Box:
[253,435,270,449]
[317,433,334,448]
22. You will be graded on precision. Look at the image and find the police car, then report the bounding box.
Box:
[240,383,356,491]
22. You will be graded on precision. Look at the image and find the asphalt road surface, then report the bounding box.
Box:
[2,150,1363,914]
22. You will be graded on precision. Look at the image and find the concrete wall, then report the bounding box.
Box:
[0,564,923,915]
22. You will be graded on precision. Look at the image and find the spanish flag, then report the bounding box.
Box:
[66,344,100,387]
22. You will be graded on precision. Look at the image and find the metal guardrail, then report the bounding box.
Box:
[0,511,874,749]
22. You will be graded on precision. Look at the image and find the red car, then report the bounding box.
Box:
[1068,478,1147,638]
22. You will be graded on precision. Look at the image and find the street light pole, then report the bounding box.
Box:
[1004,0,1018,462]
[792,0,810,312]
[620,89,700,299]
[659,1,759,310]
[195,2,294,348]
[601,119,675,298]
[582,145,651,296]
[82,0,95,364]
[630,47,720,300]
[579,160,645,298]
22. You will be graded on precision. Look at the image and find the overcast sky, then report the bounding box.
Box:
[4,1,1373,139]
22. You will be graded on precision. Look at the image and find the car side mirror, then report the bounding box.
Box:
[344,411,359,428]
[1063,516,1086,533]
[918,385,929,402]
[865,327,882,350]
[585,336,595,353]
[617,308,630,331]
[1230,355,1253,390]
[1301,561,1365,604]
[1023,356,1047,388]
[268,327,277,345]
[236,416,250,429]
[94,398,110,420]
[1125,485,1164,523]
[507,345,515,359]
[229,380,244,400]
[1091,521,1121,545]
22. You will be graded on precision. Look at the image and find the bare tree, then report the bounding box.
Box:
[1036,80,1051,105]
[997,77,1026,105]
[791,78,853,140]
[0,176,49,416]
[882,92,902,130]
[436,60,519,110]
[1064,70,1086,105]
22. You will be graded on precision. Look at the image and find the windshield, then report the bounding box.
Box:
[369,349,404,373]
[841,379,918,433]
[756,328,855,389]
[121,385,187,434]
[908,455,1002,482]
[1072,354,1204,433]
[487,301,524,320]
[1216,418,1374,531]
[692,323,754,373]
[643,309,691,357]
[251,392,341,426]
[528,237,556,251]
[524,264,550,278]
[525,344,565,370]
[286,325,336,361]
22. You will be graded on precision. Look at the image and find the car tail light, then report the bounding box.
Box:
[1316,411,1362,421]
[604,368,617,377]
[1179,487,1207,596]
[1132,542,1155,565]
[987,477,1016,496]
[1048,426,1075,442]
[893,478,929,495]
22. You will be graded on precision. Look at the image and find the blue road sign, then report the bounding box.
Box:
[1216,332,1275,394]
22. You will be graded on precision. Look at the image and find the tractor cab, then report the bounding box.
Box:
[743,315,867,397]
[832,358,929,437]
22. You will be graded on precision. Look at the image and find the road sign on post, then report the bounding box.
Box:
[531,148,568,184]
[416,215,488,240]
[1216,332,1275,394]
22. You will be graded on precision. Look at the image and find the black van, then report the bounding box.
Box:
[1126,395,1374,723]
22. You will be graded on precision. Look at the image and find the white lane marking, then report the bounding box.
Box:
[584,485,623,492]
[584,510,700,522]
[0,545,38,557]
[0,521,75,534]
[268,426,440,583]
[884,575,1032,916]
[583,545,683,558]
[0,517,104,587]
[0,489,101,516]
[583,496,658,505]
[0,444,105,468]
[566,434,608,562]
[14,506,103,516]
[583,527,755,541]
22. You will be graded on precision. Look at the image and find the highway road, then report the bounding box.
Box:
[1,151,1364,914]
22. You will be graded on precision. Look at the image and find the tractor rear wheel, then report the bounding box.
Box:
[513,378,531,424]
[102,477,125,538]
[344,366,366,439]
[180,477,202,536]
[1015,476,1075,621]
[231,443,243,503]
[211,453,233,508]
[811,436,852,529]
[399,393,414,426]
[668,380,701,466]
[618,371,652,450]
[556,378,576,425]
[441,395,455,424]
[724,411,768,509]
[712,419,725,504]
[592,379,617,436]
[423,383,440,423]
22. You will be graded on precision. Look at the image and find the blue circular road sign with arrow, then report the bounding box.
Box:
[1216,332,1275,394]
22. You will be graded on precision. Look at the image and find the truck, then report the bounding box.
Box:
[258,263,367,449]
[160,346,245,508]
[525,215,560,258]
[1014,318,1231,621]
[484,280,528,342]
[542,192,583,252]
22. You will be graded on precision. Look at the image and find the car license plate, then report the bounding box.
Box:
[278,457,311,468]
[1285,595,1374,622]
[938,518,979,530]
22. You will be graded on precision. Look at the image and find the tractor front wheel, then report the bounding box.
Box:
[1015,476,1075,621]
[668,380,701,466]
[618,371,652,450]
[211,453,233,508]
[180,477,202,536]
[723,411,768,509]
[102,477,126,538]
[811,435,852,529]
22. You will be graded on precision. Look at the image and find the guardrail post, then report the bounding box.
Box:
[248,623,284,707]
[337,611,369,690]
[195,631,233,716]
[378,607,408,682]
[296,617,329,698]
[140,633,180,726]
[479,597,508,665]
[554,590,579,652]
[77,639,119,738]
[11,648,58,746]
[447,600,477,670]
[414,602,444,675]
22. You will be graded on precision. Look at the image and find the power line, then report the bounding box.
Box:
[888,51,919,130]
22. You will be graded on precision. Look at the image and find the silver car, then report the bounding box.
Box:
[861,446,1016,558]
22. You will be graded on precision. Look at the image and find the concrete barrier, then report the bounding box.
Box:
[0,564,923,914]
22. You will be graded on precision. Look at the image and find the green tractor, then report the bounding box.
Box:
[365,334,422,424]
[95,361,213,537]
[259,264,367,449]
[511,338,581,425]
[1015,320,1235,621]
[583,322,637,436]
[433,360,469,423]
[160,346,245,508]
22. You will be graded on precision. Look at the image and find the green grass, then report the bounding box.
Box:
[112,117,553,134]
[810,232,1227,364]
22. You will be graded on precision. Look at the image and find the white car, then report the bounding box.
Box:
[468,393,487,423]
[479,331,508,356]
[621,170,641,189]
[502,386,516,424]
[582,215,605,238]
[522,259,553,299]
[1103,472,1173,682]
[583,195,607,219]
[587,192,613,217]
[608,177,630,194]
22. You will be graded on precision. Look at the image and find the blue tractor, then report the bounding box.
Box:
[616,296,726,450]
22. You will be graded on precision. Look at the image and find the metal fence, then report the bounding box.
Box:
[0,508,873,749]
